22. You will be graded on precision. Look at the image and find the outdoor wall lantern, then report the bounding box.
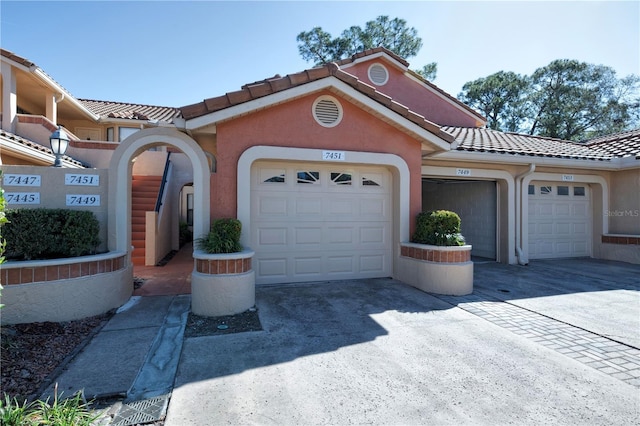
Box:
[49,125,70,167]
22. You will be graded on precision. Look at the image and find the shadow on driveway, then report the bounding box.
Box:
[167,260,639,425]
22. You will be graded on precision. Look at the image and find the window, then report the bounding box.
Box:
[362,173,382,187]
[119,127,139,142]
[297,171,320,184]
[261,168,286,183]
[264,175,285,183]
[331,172,352,185]
[106,127,114,142]
[558,186,569,196]
[540,186,552,195]
[186,193,194,226]
[574,186,586,196]
[528,185,535,195]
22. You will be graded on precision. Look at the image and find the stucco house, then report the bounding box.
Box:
[1,47,639,293]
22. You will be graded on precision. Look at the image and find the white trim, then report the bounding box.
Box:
[367,63,389,86]
[421,166,516,264]
[406,73,486,127]
[521,173,608,262]
[430,150,638,171]
[237,146,411,251]
[108,127,210,253]
[185,77,452,151]
[312,95,343,127]
[339,51,408,72]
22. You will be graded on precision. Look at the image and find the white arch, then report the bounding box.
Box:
[108,127,210,253]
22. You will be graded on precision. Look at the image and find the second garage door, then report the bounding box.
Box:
[251,161,393,284]
[528,182,592,259]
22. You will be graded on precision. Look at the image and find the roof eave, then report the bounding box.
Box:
[428,150,631,170]
[184,77,452,151]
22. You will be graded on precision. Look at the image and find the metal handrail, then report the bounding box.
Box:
[155,151,172,212]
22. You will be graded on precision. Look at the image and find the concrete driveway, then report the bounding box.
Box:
[166,259,639,425]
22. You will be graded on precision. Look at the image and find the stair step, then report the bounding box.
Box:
[131,175,164,266]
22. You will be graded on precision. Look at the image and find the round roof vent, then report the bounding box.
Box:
[368,63,389,86]
[313,95,343,128]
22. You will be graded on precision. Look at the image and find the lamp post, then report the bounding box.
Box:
[49,125,70,167]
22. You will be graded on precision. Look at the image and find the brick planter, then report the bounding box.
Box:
[0,251,132,324]
[191,249,255,317]
[397,242,473,296]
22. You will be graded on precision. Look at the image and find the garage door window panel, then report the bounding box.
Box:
[297,171,320,184]
[331,172,352,185]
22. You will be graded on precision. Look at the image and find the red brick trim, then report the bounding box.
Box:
[1,255,127,285]
[602,235,640,245]
[196,258,252,275]
[69,140,119,150]
[400,244,471,263]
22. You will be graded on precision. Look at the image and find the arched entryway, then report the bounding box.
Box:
[108,127,210,260]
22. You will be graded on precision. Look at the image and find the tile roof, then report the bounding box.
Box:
[584,129,640,160]
[181,61,454,143]
[1,48,78,102]
[79,99,180,123]
[335,47,485,123]
[0,129,86,167]
[1,48,35,68]
[443,127,618,161]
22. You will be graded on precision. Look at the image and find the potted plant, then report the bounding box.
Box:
[397,210,473,295]
[192,219,255,317]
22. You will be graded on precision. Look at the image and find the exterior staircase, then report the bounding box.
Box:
[131,175,162,266]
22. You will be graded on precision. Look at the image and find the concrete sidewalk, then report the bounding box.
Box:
[41,294,190,425]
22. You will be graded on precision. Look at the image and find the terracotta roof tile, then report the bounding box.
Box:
[226,90,253,105]
[442,127,632,161]
[334,47,485,123]
[204,96,231,112]
[79,99,180,123]
[585,129,640,160]
[334,47,410,68]
[179,57,453,143]
[0,129,86,167]
[1,48,35,68]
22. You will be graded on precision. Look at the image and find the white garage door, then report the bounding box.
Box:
[251,161,392,284]
[528,182,591,259]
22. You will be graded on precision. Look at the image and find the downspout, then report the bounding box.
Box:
[515,163,535,265]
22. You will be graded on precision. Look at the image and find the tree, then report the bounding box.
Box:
[297,16,438,81]
[528,60,639,140]
[459,60,640,140]
[458,71,529,131]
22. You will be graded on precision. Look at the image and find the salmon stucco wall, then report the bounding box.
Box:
[345,59,481,128]
[204,90,424,234]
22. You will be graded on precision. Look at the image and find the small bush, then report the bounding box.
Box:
[412,210,466,246]
[196,218,243,254]
[3,209,101,260]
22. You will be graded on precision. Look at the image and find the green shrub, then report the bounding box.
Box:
[1,387,101,426]
[196,218,243,254]
[3,209,101,260]
[411,210,466,246]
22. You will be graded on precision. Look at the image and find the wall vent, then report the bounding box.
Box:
[368,63,389,86]
[313,96,343,127]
